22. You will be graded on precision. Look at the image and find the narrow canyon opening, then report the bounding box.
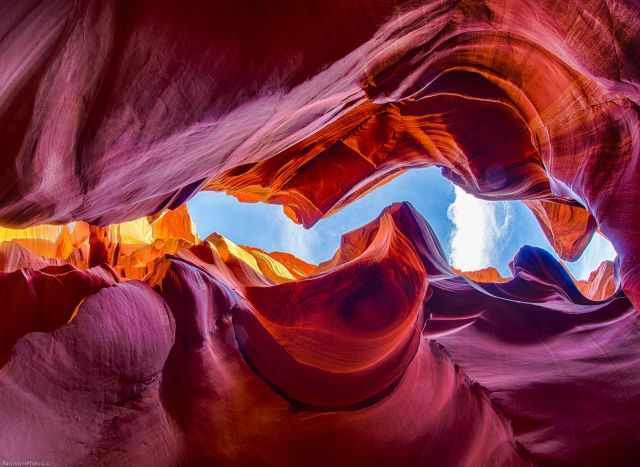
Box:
[189,167,618,283]
[0,166,618,302]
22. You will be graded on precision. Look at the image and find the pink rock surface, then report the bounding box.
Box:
[1,0,639,304]
[0,204,638,466]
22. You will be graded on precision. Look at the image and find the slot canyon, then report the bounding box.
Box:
[0,1,639,466]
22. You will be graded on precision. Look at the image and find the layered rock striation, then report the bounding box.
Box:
[1,0,639,303]
[0,202,638,466]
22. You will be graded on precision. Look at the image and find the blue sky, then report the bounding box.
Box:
[187,167,616,279]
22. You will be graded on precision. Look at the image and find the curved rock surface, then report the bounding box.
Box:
[0,202,638,466]
[1,0,639,302]
[1,1,640,466]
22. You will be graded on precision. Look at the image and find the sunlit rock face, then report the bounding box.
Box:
[576,260,619,301]
[1,1,640,466]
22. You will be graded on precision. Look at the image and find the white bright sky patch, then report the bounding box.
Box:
[187,167,617,279]
[447,186,512,271]
[278,215,318,261]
